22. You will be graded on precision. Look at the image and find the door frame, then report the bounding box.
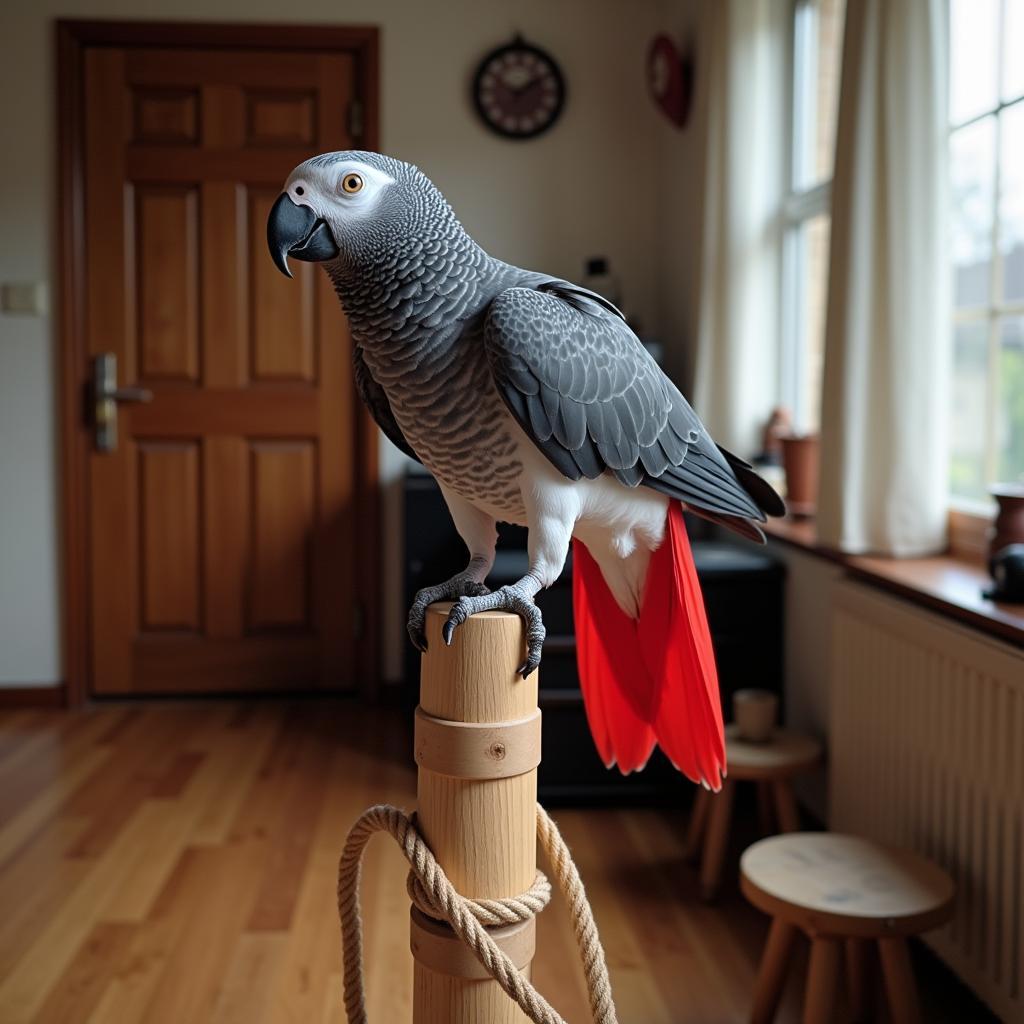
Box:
[57,19,381,706]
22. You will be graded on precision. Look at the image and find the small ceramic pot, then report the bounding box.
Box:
[733,689,779,743]
[990,484,1024,563]
[780,434,820,517]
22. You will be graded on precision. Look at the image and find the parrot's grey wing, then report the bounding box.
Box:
[353,346,421,464]
[484,284,780,528]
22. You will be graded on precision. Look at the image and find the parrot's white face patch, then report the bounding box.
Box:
[285,160,396,225]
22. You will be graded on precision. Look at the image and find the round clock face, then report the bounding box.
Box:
[473,40,565,140]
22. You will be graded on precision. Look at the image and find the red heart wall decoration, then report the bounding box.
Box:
[647,34,693,129]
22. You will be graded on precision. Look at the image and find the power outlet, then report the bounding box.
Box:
[1,282,49,316]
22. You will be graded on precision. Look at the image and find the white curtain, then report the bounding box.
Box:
[817,0,950,555]
[695,0,789,458]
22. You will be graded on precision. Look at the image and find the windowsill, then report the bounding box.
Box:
[763,516,1024,648]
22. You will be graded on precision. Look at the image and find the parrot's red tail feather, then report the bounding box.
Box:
[572,541,656,773]
[572,504,726,787]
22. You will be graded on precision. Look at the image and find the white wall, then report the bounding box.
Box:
[657,0,707,394]
[0,7,63,685]
[769,543,842,821]
[729,537,842,822]
[0,0,710,685]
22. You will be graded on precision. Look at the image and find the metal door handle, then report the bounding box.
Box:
[107,385,153,404]
[91,353,152,453]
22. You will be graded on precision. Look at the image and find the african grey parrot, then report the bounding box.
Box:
[267,151,784,786]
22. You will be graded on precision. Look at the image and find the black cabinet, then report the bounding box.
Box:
[402,471,785,804]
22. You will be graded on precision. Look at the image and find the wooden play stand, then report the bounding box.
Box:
[336,603,616,1024]
[412,604,541,1022]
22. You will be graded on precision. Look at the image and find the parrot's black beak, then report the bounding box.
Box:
[266,193,339,278]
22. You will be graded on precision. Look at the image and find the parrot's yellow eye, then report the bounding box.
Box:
[341,173,364,194]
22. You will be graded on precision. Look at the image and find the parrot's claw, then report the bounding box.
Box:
[441,584,545,678]
[406,575,490,652]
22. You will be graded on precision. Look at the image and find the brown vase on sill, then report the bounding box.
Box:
[780,434,820,518]
[990,484,1024,562]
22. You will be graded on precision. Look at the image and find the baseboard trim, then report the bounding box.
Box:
[0,684,68,709]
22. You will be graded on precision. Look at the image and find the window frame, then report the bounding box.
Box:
[948,0,1024,515]
[779,0,837,435]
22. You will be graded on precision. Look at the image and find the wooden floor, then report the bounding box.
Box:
[0,700,993,1023]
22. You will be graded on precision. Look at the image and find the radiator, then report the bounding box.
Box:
[830,580,1024,1022]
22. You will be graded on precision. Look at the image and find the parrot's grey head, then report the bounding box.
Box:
[266,150,461,278]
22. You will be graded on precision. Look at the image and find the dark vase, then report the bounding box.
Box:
[989,484,1024,562]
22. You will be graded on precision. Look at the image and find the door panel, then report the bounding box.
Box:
[139,443,201,629]
[248,92,317,145]
[82,39,365,694]
[132,88,200,144]
[135,185,201,381]
[249,442,316,630]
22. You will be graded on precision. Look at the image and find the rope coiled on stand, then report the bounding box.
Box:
[337,803,618,1024]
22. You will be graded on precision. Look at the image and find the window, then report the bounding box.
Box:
[780,0,846,434]
[949,0,1024,503]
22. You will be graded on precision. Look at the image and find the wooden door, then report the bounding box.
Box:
[67,26,378,695]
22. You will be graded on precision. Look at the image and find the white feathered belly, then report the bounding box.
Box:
[409,391,672,618]
[466,407,672,618]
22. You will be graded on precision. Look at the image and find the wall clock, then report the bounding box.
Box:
[472,36,566,140]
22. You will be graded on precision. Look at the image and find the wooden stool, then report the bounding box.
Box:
[741,833,955,1024]
[685,725,822,899]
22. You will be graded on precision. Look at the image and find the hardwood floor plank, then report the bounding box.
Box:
[62,708,201,859]
[245,709,334,932]
[0,712,46,762]
[0,825,94,980]
[84,854,204,1024]
[0,795,209,1021]
[32,922,137,1024]
[0,744,111,868]
[0,710,126,825]
[185,708,282,845]
[266,731,381,1023]
[138,842,269,1023]
[150,750,206,799]
[209,934,287,1024]
[553,811,678,1024]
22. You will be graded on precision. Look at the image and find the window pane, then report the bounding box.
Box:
[950,116,996,307]
[951,320,990,500]
[792,0,846,189]
[1000,101,1024,302]
[998,315,1024,483]
[950,0,1000,125]
[791,214,831,433]
[1003,0,1024,102]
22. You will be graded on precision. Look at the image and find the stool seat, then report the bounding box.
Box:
[741,832,954,938]
[725,725,822,780]
[742,833,955,1024]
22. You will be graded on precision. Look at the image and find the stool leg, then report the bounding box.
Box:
[878,937,921,1024]
[757,780,775,835]
[700,778,736,900]
[684,787,711,862]
[803,937,840,1024]
[750,918,796,1024]
[772,779,801,833]
[845,938,870,1022]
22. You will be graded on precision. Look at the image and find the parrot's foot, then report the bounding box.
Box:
[441,584,546,678]
[407,574,491,653]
